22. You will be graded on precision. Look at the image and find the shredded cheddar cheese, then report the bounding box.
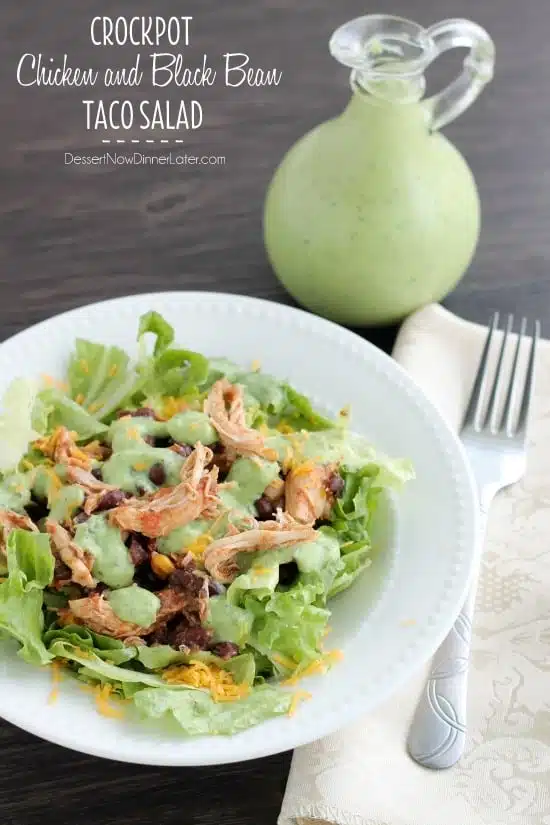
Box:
[41,374,69,392]
[132,462,148,472]
[185,533,213,560]
[124,427,140,441]
[251,359,261,372]
[79,359,89,374]
[288,690,312,717]
[400,618,417,628]
[282,446,295,473]
[48,660,63,705]
[272,653,298,671]
[81,440,105,459]
[87,401,102,414]
[276,421,295,435]
[75,393,85,406]
[93,684,125,719]
[34,427,91,469]
[160,397,189,419]
[162,660,249,703]
[282,650,344,686]
[109,364,118,377]
[290,459,316,478]
[43,466,62,494]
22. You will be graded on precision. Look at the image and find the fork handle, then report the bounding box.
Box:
[406,501,490,769]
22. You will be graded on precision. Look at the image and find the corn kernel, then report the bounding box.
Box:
[150,552,175,578]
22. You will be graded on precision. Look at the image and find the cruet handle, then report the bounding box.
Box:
[426,19,495,131]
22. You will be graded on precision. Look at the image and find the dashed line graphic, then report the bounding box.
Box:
[100,139,185,146]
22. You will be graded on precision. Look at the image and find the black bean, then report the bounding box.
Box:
[278,561,299,587]
[127,536,149,566]
[155,436,174,449]
[255,495,275,521]
[148,462,166,486]
[133,566,164,592]
[170,442,193,458]
[327,472,345,497]
[73,510,90,525]
[210,641,239,660]
[117,407,157,419]
[95,489,126,512]
[25,498,49,523]
[91,467,103,481]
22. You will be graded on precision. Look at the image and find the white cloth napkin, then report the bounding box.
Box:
[278,303,550,825]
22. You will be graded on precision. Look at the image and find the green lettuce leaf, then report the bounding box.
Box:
[132,682,292,735]
[0,378,42,472]
[48,640,168,687]
[7,529,54,590]
[38,388,108,439]
[327,545,371,599]
[44,624,138,666]
[135,645,187,670]
[206,596,254,646]
[67,339,135,421]
[0,530,54,664]
[247,584,330,674]
[279,384,334,431]
[0,471,33,513]
[137,311,174,357]
[143,349,210,398]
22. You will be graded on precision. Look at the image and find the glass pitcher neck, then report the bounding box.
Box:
[330,14,495,131]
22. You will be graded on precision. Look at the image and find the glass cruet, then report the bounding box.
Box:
[263,15,495,326]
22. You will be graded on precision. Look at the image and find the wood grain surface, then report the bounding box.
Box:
[1,0,549,822]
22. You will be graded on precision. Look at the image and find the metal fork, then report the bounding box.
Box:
[407,312,540,770]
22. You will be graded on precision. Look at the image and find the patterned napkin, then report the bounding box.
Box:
[278,303,550,825]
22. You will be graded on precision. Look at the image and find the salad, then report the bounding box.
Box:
[0,312,413,736]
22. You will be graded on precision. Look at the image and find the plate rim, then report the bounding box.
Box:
[0,291,479,764]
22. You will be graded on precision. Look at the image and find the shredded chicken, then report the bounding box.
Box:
[65,465,117,494]
[67,593,146,639]
[203,512,316,583]
[45,519,96,589]
[204,378,277,461]
[34,426,92,470]
[0,509,38,558]
[263,476,285,505]
[109,444,219,538]
[285,461,337,523]
[67,580,208,640]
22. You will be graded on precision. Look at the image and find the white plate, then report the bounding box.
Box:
[0,292,478,765]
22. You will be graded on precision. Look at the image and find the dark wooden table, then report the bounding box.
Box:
[0,0,548,822]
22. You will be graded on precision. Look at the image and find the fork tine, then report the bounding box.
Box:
[462,312,499,430]
[515,320,541,437]
[500,317,526,434]
[485,314,513,431]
